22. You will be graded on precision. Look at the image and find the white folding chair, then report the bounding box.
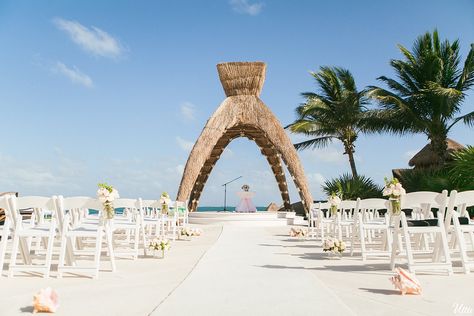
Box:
[56,196,116,279]
[334,200,357,241]
[0,197,12,274]
[390,192,452,275]
[141,199,163,238]
[308,202,332,241]
[445,190,474,273]
[160,201,178,241]
[6,195,57,278]
[175,201,188,229]
[350,198,392,261]
[111,198,144,259]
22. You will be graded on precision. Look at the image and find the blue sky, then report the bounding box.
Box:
[0,0,473,206]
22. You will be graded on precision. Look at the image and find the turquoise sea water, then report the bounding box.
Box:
[196,206,266,212]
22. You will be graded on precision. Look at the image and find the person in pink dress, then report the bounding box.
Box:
[235,184,257,213]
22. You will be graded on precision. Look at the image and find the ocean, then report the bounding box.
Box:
[196,206,267,212]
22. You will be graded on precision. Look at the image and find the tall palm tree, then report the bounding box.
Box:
[367,30,474,166]
[287,66,370,177]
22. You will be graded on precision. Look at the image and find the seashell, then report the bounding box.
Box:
[390,268,422,295]
[33,287,59,313]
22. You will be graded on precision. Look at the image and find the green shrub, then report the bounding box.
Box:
[397,168,458,193]
[449,146,474,191]
[322,174,382,200]
[397,146,474,193]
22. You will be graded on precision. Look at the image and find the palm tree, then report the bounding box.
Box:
[367,30,474,166]
[286,66,370,177]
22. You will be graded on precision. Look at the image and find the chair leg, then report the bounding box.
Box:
[57,235,68,278]
[402,228,415,273]
[105,229,116,273]
[43,228,56,278]
[360,226,367,262]
[350,225,357,257]
[9,234,21,278]
[93,231,103,279]
[439,229,453,275]
[455,225,471,274]
[133,226,140,260]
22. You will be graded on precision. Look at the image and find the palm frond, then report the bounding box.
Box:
[293,136,335,151]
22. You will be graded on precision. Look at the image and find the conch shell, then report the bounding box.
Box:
[33,287,59,313]
[390,268,422,295]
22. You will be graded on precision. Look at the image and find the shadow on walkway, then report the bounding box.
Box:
[359,288,399,295]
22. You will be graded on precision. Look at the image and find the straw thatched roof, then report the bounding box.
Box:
[177,62,313,213]
[408,138,465,168]
[265,202,279,212]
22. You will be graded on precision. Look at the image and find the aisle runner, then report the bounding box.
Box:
[152,225,355,316]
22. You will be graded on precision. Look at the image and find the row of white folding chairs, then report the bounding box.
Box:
[0,195,191,278]
[308,190,474,274]
[0,195,135,278]
[390,190,474,275]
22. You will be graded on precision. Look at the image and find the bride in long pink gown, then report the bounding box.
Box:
[235,185,257,213]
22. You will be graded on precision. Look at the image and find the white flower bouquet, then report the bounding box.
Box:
[383,178,406,215]
[289,227,307,238]
[328,192,342,216]
[149,238,171,258]
[322,237,346,253]
[97,183,119,219]
[159,192,171,214]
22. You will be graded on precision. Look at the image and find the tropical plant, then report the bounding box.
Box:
[322,174,382,200]
[367,30,474,166]
[449,146,474,190]
[396,168,457,193]
[287,66,371,177]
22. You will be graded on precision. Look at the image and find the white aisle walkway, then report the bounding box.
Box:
[151,225,355,316]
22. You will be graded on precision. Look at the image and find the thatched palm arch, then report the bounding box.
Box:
[177,62,313,213]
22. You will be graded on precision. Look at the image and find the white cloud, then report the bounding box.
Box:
[180,102,196,120]
[53,62,93,88]
[308,146,345,163]
[230,0,264,15]
[306,172,326,186]
[176,136,194,152]
[0,150,87,195]
[53,17,124,59]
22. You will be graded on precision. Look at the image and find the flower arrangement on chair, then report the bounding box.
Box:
[97,183,119,219]
[328,192,342,217]
[322,237,346,254]
[149,238,171,258]
[159,192,171,215]
[289,227,307,238]
[383,178,406,216]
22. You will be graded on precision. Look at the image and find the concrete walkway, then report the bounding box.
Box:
[151,225,355,316]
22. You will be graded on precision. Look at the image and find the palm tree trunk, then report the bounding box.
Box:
[344,144,358,177]
[430,135,448,167]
